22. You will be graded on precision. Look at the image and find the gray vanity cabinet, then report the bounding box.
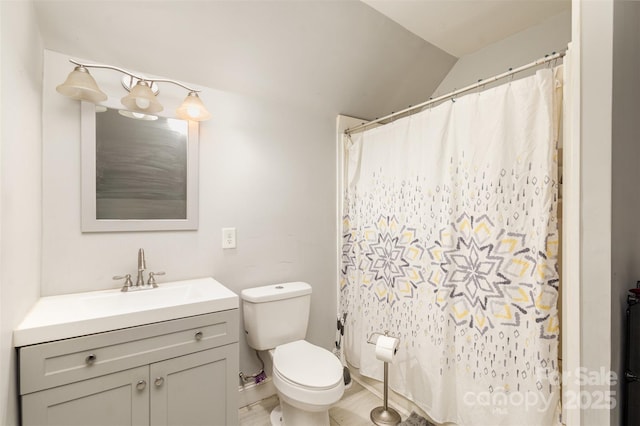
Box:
[22,366,150,426]
[150,345,236,426]
[18,310,239,426]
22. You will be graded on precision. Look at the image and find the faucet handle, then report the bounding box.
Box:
[113,274,133,292]
[147,272,165,287]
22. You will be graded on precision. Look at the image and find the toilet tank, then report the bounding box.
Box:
[241,282,311,351]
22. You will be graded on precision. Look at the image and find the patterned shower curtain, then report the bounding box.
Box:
[340,69,561,425]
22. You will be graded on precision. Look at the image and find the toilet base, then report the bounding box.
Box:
[270,405,283,426]
[272,400,330,426]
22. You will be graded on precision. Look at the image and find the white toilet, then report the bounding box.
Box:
[241,282,345,426]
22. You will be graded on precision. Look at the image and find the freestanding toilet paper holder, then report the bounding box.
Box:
[367,331,401,426]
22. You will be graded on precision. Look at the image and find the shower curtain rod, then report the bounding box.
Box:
[344,50,566,135]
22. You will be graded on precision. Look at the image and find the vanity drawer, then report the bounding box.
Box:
[19,309,238,395]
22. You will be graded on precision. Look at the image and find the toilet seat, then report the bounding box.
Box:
[273,340,343,390]
[272,340,345,411]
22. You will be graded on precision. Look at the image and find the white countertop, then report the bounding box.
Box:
[14,277,238,347]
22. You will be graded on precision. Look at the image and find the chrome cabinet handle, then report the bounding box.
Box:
[195,331,203,341]
[154,377,165,387]
[136,380,147,391]
[85,354,97,365]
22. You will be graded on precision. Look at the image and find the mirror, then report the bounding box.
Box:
[81,102,199,232]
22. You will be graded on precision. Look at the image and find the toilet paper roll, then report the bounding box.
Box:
[375,335,399,363]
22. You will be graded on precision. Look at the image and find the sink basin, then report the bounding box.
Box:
[14,277,238,347]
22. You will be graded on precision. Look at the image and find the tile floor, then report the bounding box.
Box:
[239,380,401,425]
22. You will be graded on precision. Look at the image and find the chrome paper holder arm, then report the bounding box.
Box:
[367,330,400,345]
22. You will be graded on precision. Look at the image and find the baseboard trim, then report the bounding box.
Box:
[238,377,277,408]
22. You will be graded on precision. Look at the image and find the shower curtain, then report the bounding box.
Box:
[340,69,561,425]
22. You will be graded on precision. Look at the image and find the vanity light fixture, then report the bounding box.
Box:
[121,80,163,114]
[56,59,211,121]
[118,110,159,121]
[55,65,107,103]
[176,91,212,121]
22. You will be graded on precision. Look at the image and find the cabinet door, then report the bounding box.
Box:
[22,366,149,426]
[150,344,239,426]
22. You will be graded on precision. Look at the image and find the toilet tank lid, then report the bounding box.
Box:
[241,282,311,303]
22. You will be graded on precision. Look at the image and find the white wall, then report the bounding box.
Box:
[611,1,640,424]
[0,2,43,425]
[433,10,571,96]
[42,49,340,381]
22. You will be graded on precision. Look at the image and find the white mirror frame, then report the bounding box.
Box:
[81,102,199,232]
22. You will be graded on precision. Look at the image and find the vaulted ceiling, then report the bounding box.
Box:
[362,0,570,57]
[33,0,570,119]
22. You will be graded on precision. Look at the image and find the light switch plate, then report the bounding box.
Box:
[222,227,236,249]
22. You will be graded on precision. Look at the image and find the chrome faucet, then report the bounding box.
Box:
[113,248,164,292]
[136,248,147,286]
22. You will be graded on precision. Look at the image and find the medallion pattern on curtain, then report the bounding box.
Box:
[340,69,560,425]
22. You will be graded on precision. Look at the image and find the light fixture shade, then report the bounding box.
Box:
[176,92,211,121]
[121,81,163,113]
[118,109,158,121]
[56,66,107,103]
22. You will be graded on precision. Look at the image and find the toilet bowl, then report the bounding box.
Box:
[240,282,345,425]
[270,340,344,425]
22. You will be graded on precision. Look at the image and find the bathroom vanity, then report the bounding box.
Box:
[14,278,239,426]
